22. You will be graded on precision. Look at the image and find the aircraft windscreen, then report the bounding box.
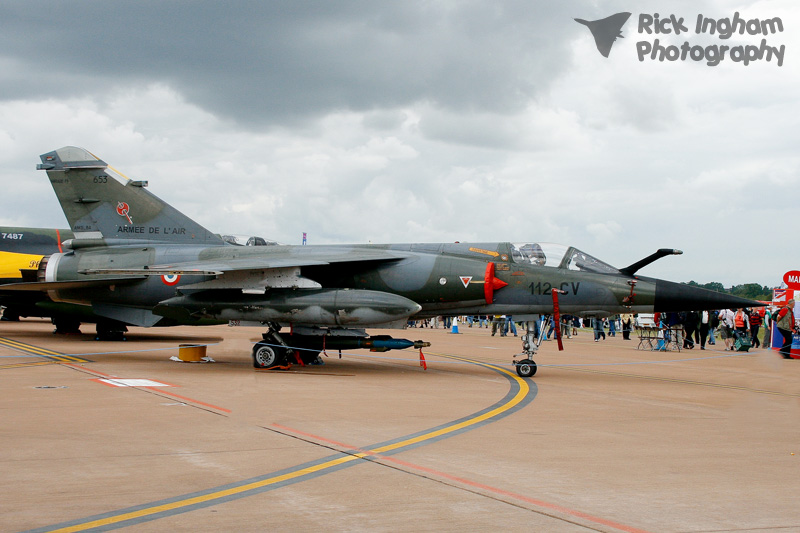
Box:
[511,242,619,274]
[564,248,619,274]
[510,243,566,267]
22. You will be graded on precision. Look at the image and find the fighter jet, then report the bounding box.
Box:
[0,226,88,328]
[0,225,271,337]
[0,147,761,376]
[0,227,70,284]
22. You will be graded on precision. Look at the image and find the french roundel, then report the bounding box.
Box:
[161,274,181,286]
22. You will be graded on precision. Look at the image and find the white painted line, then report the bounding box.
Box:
[95,378,172,387]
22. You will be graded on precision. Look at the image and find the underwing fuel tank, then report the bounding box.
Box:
[153,289,422,327]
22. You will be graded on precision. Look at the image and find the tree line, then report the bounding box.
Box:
[684,281,773,302]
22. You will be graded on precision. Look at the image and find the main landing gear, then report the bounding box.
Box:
[252,325,323,369]
[95,321,128,341]
[52,316,81,335]
[252,325,293,369]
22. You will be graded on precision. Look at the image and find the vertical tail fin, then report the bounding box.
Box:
[37,147,223,246]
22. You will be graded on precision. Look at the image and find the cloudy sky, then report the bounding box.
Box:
[0,1,795,287]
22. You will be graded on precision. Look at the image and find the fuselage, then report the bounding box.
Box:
[41,241,656,328]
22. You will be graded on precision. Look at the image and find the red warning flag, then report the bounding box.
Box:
[551,289,566,351]
[419,348,427,370]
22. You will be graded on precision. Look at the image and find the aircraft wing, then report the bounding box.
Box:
[80,249,406,275]
[78,249,407,290]
[79,257,332,276]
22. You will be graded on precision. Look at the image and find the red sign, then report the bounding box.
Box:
[774,288,795,304]
[784,271,800,290]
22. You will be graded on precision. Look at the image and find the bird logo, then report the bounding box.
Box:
[575,12,632,58]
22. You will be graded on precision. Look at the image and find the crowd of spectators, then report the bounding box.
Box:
[406,299,798,358]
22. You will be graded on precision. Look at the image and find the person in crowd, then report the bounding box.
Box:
[592,317,606,342]
[545,315,556,340]
[491,315,505,336]
[607,316,616,337]
[504,315,518,337]
[748,308,762,348]
[621,313,633,340]
[774,299,798,359]
[718,308,735,350]
[559,316,570,339]
[733,308,750,346]
[708,309,718,346]
[683,310,699,349]
[689,310,700,347]
[699,310,711,350]
[655,314,667,351]
[762,308,773,349]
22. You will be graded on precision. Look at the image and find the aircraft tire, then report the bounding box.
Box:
[1,307,20,321]
[252,342,285,369]
[516,359,537,378]
[52,316,81,335]
[95,321,128,341]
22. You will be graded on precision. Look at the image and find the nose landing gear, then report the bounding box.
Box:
[513,319,542,377]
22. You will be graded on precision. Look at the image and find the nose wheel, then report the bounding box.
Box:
[513,319,541,377]
[514,358,537,377]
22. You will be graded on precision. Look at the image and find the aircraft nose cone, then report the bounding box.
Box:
[654,279,763,312]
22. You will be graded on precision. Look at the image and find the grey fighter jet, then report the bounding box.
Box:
[0,147,761,376]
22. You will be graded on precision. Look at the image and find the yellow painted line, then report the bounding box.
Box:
[0,360,55,370]
[0,337,63,356]
[45,356,530,532]
[51,355,92,363]
[372,355,528,454]
[51,456,366,533]
[0,337,90,362]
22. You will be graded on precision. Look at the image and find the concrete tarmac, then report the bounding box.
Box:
[1,318,799,532]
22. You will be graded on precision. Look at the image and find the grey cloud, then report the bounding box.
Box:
[0,1,583,126]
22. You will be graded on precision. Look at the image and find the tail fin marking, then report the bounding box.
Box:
[38,147,223,246]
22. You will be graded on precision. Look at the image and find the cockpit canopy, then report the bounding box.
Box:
[510,243,619,274]
[221,234,280,246]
